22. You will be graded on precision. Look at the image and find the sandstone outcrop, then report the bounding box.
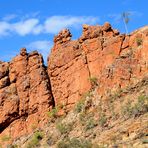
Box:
[48,23,148,110]
[0,23,148,145]
[0,49,54,140]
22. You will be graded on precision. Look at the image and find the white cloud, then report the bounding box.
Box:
[0,21,10,36]
[2,14,18,21]
[32,24,43,35]
[0,15,98,36]
[44,16,98,34]
[12,18,40,36]
[27,40,52,61]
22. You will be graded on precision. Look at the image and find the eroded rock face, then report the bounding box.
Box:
[48,29,92,110]
[0,49,54,139]
[48,23,148,110]
[0,23,148,143]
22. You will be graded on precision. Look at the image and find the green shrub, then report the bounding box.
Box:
[99,113,107,127]
[79,112,87,125]
[57,140,68,148]
[56,122,73,135]
[79,112,94,126]
[75,99,85,113]
[75,91,93,113]
[57,138,92,148]
[26,131,43,148]
[121,100,133,119]
[136,38,143,46]
[132,95,148,117]
[89,76,98,88]
[1,135,11,142]
[85,118,97,131]
[138,95,148,104]
[142,139,148,144]
[110,89,122,102]
[122,95,148,119]
[47,107,59,118]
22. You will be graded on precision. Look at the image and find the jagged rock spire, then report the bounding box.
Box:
[54,29,72,44]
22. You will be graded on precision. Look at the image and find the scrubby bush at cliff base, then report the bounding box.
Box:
[56,122,73,135]
[5,144,18,148]
[57,138,93,148]
[136,37,143,46]
[26,131,43,148]
[47,107,59,119]
[121,95,148,119]
[74,91,93,113]
[99,113,107,127]
[74,99,85,113]
[0,135,11,142]
[142,139,148,144]
[89,76,98,88]
[85,118,97,131]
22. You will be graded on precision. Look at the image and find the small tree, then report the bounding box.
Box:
[122,12,131,34]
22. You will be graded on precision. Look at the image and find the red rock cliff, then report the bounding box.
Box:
[0,22,148,142]
[48,23,148,110]
[0,49,54,139]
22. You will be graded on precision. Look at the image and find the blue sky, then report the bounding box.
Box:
[0,0,147,62]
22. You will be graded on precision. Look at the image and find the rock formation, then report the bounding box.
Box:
[48,23,148,110]
[0,49,54,140]
[0,22,148,146]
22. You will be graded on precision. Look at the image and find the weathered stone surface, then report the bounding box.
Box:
[54,29,72,45]
[102,22,111,31]
[0,76,10,89]
[0,23,148,144]
[0,83,19,131]
[48,23,148,110]
[0,49,54,139]
[0,62,9,79]
[48,39,91,109]
[20,47,27,56]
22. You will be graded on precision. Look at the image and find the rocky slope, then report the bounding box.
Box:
[0,22,148,147]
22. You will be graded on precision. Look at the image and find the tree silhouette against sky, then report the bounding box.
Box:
[122,12,131,34]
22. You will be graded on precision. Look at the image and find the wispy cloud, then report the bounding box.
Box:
[27,40,52,61]
[0,15,99,37]
[44,16,98,34]
[0,22,10,36]
[2,14,18,21]
[12,18,40,36]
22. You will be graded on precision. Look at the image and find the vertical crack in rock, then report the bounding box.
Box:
[84,53,91,79]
